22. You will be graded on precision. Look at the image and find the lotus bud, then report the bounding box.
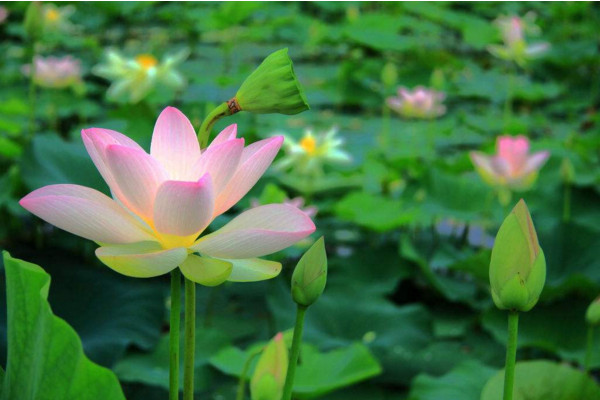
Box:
[24,2,44,41]
[250,333,288,400]
[431,68,446,91]
[586,296,600,326]
[560,158,575,184]
[234,48,310,115]
[489,199,546,312]
[381,62,398,89]
[292,237,327,307]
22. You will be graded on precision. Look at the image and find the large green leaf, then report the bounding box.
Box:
[335,192,418,231]
[267,281,503,384]
[0,247,167,368]
[400,235,492,309]
[0,252,125,400]
[408,360,497,400]
[482,298,600,368]
[19,134,107,194]
[113,327,231,392]
[294,343,382,398]
[481,360,600,400]
[536,220,600,297]
[210,341,381,399]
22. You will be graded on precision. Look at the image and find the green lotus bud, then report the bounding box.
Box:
[234,48,310,115]
[24,2,44,41]
[489,199,546,312]
[586,296,600,326]
[560,158,575,184]
[250,333,288,400]
[431,68,446,91]
[381,62,397,88]
[292,237,327,307]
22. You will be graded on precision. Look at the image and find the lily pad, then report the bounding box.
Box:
[0,252,125,400]
[481,360,600,400]
[408,360,496,400]
[210,341,381,399]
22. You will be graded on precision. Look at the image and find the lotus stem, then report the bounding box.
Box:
[169,269,182,400]
[198,102,232,148]
[27,41,37,141]
[380,103,390,147]
[282,305,307,400]
[503,66,514,130]
[563,182,571,223]
[585,325,594,374]
[503,311,519,400]
[183,277,196,400]
[235,348,262,400]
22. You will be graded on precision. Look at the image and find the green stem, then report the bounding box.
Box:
[427,118,436,158]
[282,305,307,400]
[183,278,196,400]
[49,101,59,134]
[503,66,514,130]
[235,348,262,400]
[198,102,232,148]
[169,269,182,400]
[380,104,390,148]
[27,41,37,141]
[203,286,220,328]
[585,326,594,374]
[503,311,519,400]
[562,183,571,223]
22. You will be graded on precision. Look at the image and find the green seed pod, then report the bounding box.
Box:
[234,48,310,115]
[250,333,288,400]
[489,199,546,312]
[586,296,600,326]
[430,68,446,91]
[24,2,44,41]
[381,62,398,88]
[560,157,575,184]
[291,237,327,307]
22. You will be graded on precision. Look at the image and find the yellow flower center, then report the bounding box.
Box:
[46,9,60,22]
[300,136,317,155]
[135,54,158,70]
[156,231,198,250]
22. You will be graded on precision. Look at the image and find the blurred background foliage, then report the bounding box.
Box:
[0,2,599,399]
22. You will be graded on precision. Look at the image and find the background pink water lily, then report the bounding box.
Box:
[20,107,315,285]
[386,86,446,119]
[22,55,82,89]
[469,135,550,191]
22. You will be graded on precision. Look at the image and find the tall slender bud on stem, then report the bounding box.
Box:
[490,199,546,312]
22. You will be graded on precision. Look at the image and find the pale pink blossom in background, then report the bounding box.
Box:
[386,86,446,119]
[499,16,525,46]
[488,13,549,66]
[469,135,550,191]
[20,107,315,285]
[22,55,82,89]
[0,7,9,24]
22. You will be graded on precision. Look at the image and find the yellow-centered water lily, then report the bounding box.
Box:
[275,127,351,176]
[93,49,188,103]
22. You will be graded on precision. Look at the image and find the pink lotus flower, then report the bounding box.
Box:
[20,107,315,285]
[386,86,446,119]
[500,16,525,46]
[22,55,82,89]
[488,13,549,67]
[0,7,9,24]
[470,135,549,191]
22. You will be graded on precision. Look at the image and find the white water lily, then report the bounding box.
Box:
[275,127,351,176]
[93,49,188,103]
